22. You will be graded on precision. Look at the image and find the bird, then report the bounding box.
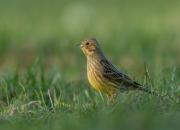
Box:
[80,38,156,102]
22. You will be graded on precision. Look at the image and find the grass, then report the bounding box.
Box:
[0,0,180,130]
[0,63,179,130]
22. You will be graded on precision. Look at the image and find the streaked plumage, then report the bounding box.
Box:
[80,38,154,101]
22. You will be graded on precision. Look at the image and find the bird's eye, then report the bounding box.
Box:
[86,42,90,45]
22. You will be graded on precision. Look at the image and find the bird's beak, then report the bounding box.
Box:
[80,44,84,48]
[76,43,84,48]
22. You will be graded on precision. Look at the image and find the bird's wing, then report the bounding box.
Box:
[100,59,139,89]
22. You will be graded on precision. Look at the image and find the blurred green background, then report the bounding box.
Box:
[0,0,179,78]
[0,0,180,130]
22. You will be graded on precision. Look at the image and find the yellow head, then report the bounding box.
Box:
[80,38,102,57]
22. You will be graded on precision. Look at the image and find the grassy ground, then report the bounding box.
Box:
[0,0,180,130]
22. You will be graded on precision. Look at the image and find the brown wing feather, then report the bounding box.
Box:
[100,59,138,89]
[100,59,158,95]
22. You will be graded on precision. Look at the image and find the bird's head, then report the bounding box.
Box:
[80,38,102,57]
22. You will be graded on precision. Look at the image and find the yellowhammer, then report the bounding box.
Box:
[80,38,156,101]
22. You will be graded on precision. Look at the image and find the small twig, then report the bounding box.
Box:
[48,89,55,112]
[144,63,153,88]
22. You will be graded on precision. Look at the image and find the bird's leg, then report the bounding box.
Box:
[107,92,118,105]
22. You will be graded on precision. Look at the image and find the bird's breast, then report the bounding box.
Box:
[87,63,103,91]
[87,61,117,95]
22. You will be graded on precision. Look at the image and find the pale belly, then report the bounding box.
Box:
[87,69,117,96]
[87,71,102,91]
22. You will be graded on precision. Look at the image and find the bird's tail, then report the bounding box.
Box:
[136,85,159,96]
[133,82,167,97]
